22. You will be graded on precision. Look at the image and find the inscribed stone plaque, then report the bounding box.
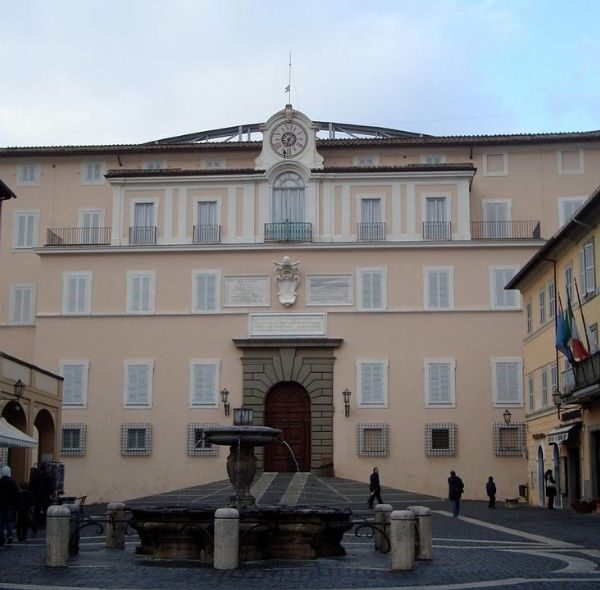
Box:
[307,275,353,305]
[249,313,327,337]
[224,276,269,306]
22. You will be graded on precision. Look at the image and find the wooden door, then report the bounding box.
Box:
[264,382,311,472]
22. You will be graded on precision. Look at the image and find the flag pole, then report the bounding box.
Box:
[574,277,596,377]
[552,261,560,394]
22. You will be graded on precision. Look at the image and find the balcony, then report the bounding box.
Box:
[46,227,111,246]
[193,224,221,244]
[129,226,157,245]
[357,222,386,242]
[563,352,600,402]
[423,221,451,240]
[470,221,541,240]
[264,222,312,242]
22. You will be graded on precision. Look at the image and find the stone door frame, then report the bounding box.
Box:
[233,338,343,475]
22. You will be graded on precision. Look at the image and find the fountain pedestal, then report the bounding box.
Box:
[226,444,257,508]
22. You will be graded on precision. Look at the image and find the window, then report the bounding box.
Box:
[131,202,156,244]
[124,361,153,407]
[424,196,449,239]
[192,270,220,313]
[551,363,558,394]
[63,272,92,314]
[357,359,388,407]
[9,284,35,324]
[425,423,457,457]
[187,423,219,456]
[13,211,38,248]
[121,423,152,456]
[78,209,105,244]
[483,152,508,176]
[558,197,586,227]
[548,280,555,319]
[483,201,510,238]
[16,164,40,186]
[189,361,220,407]
[490,267,520,309]
[425,359,455,407]
[272,172,305,222]
[195,200,220,243]
[203,159,225,170]
[356,423,389,457]
[527,375,534,411]
[354,155,379,166]
[539,288,546,324]
[589,324,598,353]
[493,422,525,457]
[81,161,104,184]
[557,150,584,175]
[60,424,87,457]
[60,361,89,407]
[143,160,166,170]
[492,358,523,405]
[541,367,549,407]
[526,300,533,333]
[127,271,155,314]
[357,267,386,310]
[565,264,573,302]
[579,240,596,296]
[421,154,446,165]
[424,267,453,310]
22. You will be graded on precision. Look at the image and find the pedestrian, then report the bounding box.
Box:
[545,469,557,510]
[367,467,383,508]
[486,476,496,508]
[30,463,55,534]
[0,466,19,545]
[16,481,34,541]
[448,470,464,517]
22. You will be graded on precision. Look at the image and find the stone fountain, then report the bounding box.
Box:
[128,411,352,562]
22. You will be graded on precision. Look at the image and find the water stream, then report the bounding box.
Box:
[278,438,309,507]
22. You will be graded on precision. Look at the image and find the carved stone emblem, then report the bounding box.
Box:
[274,256,301,306]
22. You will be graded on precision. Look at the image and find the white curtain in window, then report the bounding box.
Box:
[272,172,305,222]
[361,199,381,223]
[134,203,155,227]
[197,201,217,227]
[12,287,32,323]
[426,197,447,222]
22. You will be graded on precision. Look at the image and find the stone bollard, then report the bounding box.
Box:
[374,504,393,552]
[106,502,127,549]
[408,505,433,560]
[390,510,416,571]
[46,505,71,567]
[67,504,81,555]
[214,508,239,570]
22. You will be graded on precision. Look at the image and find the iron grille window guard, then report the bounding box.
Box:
[193,224,221,244]
[425,423,457,457]
[46,227,111,246]
[60,424,87,457]
[356,423,389,457]
[264,221,312,242]
[187,423,219,456]
[357,222,386,241]
[129,226,157,245]
[423,221,451,240]
[493,422,525,457]
[121,423,152,456]
[470,221,541,240]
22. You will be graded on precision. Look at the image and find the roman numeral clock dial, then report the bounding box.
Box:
[270,122,308,158]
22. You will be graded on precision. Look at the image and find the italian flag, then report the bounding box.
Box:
[567,298,590,361]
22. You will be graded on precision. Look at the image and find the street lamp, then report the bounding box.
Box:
[1,379,25,400]
[503,409,512,425]
[342,388,351,417]
[220,388,230,416]
[552,387,562,418]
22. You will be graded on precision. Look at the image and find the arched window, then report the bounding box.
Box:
[272,172,305,222]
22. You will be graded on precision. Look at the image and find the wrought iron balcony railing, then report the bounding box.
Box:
[129,226,157,245]
[357,222,386,241]
[563,352,600,401]
[46,227,111,246]
[264,221,312,242]
[423,221,451,240]
[193,224,221,244]
[470,221,541,240]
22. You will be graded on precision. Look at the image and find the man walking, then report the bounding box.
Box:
[0,466,19,545]
[448,470,464,517]
[367,467,383,508]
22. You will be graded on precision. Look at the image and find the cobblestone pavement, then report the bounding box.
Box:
[0,475,599,589]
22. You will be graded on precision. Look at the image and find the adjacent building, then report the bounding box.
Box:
[1,105,599,503]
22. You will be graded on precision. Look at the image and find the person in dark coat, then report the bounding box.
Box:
[448,470,464,517]
[545,469,557,509]
[30,463,55,534]
[367,467,383,508]
[486,476,497,508]
[16,481,34,541]
[0,466,19,545]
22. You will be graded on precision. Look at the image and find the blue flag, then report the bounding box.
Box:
[555,308,574,364]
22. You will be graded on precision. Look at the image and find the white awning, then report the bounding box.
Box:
[0,417,37,448]
[547,424,579,445]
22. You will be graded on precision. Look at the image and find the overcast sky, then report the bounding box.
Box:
[1,0,598,146]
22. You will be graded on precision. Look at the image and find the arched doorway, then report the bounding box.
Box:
[264,382,311,472]
[552,444,562,508]
[34,409,55,466]
[537,445,545,507]
[1,401,29,483]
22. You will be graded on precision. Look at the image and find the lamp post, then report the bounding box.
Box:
[342,388,351,417]
[552,387,562,418]
[503,409,512,425]
[220,388,230,416]
[1,379,25,400]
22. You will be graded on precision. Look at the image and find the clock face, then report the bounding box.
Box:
[270,121,308,157]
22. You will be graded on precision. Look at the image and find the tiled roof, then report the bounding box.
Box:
[105,168,262,178]
[315,163,476,173]
[1,130,599,157]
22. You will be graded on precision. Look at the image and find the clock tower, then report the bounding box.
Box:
[255,105,324,172]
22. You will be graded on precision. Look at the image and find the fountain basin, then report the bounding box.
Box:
[202,425,281,446]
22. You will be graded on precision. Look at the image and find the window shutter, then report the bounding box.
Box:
[496,362,518,403]
[429,363,450,403]
[428,271,438,308]
[361,363,383,404]
[127,365,149,405]
[584,243,596,293]
[439,271,449,308]
[63,365,84,404]
[196,274,217,311]
[192,364,216,405]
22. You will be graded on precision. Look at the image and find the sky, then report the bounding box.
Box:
[1,0,599,146]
